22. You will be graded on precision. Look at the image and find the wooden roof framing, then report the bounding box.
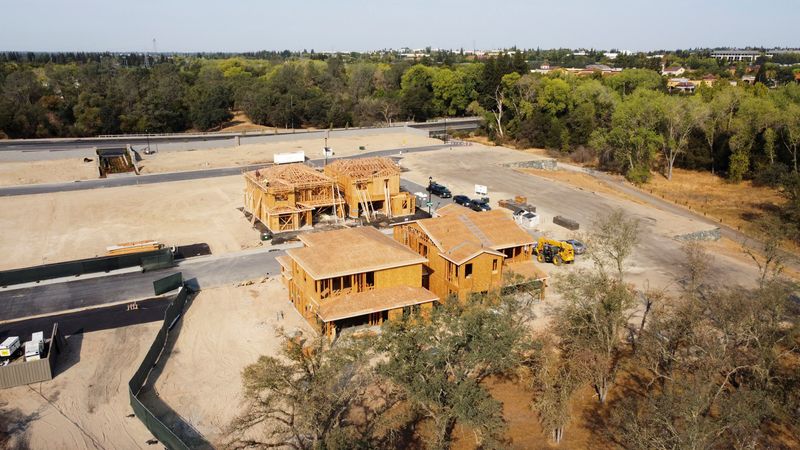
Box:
[325,157,401,182]
[245,163,336,194]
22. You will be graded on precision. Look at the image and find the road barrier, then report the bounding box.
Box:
[0,248,174,287]
[129,274,211,449]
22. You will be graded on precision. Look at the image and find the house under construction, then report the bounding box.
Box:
[243,164,345,233]
[323,157,415,221]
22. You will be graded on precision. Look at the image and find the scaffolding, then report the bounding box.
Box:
[243,164,345,233]
[323,157,414,220]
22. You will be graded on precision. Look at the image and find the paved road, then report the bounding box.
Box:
[0,118,481,153]
[571,165,800,272]
[0,248,286,322]
[0,296,171,340]
[0,144,450,197]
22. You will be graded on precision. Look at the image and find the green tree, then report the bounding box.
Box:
[400,64,436,121]
[601,89,664,182]
[187,67,233,131]
[604,68,664,96]
[659,95,702,180]
[377,293,532,450]
[228,332,380,450]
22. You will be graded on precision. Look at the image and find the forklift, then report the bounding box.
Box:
[534,237,575,266]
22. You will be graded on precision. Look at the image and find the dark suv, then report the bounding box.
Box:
[453,195,471,206]
[468,198,491,212]
[427,182,452,198]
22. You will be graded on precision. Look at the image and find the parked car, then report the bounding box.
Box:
[414,192,429,203]
[469,198,491,212]
[562,239,586,255]
[453,195,471,206]
[427,182,452,198]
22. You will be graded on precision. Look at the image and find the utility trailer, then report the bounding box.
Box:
[273,151,305,165]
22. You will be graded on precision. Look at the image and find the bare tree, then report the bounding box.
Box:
[679,241,713,296]
[554,269,636,404]
[588,209,641,280]
[660,96,701,180]
[492,85,505,138]
[527,338,579,445]
[742,216,793,287]
[613,280,799,449]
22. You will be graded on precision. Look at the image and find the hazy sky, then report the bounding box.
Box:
[1,0,797,52]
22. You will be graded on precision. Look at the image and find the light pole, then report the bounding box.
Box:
[428,176,433,215]
[324,129,330,166]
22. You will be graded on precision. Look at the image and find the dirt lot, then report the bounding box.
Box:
[141,280,313,447]
[0,158,98,187]
[0,176,259,270]
[0,323,159,449]
[137,132,440,174]
[0,131,440,187]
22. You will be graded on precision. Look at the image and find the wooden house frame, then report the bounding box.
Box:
[393,204,547,301]
[243,164,345,233]
[323,157,415,221]
[278,227,439,340]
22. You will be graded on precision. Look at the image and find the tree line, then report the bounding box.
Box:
[2,54,799,225]
[227,211,800,450]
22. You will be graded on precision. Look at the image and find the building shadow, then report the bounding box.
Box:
[53,329,83,376]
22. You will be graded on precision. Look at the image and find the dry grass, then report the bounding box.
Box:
[642,168,798,253]
[519,168,646,206]
[219,111,279,133]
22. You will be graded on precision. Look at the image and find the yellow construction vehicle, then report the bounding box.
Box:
[534,237,575,266]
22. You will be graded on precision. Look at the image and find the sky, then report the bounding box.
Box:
[1,0,797,53]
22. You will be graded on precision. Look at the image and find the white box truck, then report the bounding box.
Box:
[1,336,20,358]
[273,151,305,164]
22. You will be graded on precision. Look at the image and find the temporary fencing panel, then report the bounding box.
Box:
[153,272,183,296]
[128,286,196,450]
[0,248,174,286]
[142,252,175,272]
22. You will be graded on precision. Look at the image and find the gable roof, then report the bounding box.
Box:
[434,203,473,217]
[288,226,426,279]
[439,240,505,265]
[417,208,535,259]
[317,286,438,322]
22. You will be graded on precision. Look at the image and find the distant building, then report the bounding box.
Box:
[741,75,757,85]
[711,49,762,61]
[661,65,686,76]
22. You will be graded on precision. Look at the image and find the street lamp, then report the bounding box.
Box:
[428,176,433,215]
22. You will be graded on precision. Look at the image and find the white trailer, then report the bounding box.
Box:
[0,336,20,358]
[273,151,305,165]
[24,341,43,361]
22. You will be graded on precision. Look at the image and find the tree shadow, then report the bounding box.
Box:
[0,402,39,450]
